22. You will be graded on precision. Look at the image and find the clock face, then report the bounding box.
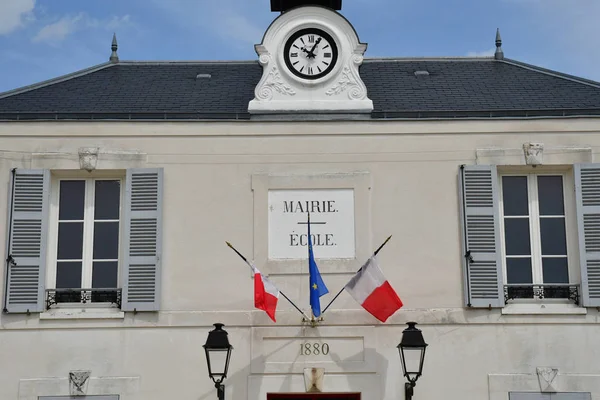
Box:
[283,28,338,80]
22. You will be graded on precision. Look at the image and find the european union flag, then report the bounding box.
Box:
[308,213,329,317]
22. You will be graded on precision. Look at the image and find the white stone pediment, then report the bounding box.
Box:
[248,6,373,114]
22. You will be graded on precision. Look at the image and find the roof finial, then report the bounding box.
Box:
[109,33,119,63]
[495,28,504,60]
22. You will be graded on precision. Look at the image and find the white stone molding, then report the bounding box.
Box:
[258,67,297,100]
[523,142,544,165]
[254,54,297,102]
[69,370,91,396]
[248,374,378,400]
[250,326,377,374]
[78,147,99,171]
[489,371,600,400]
[304,368,325,392]
[18,376,140,400]
[248,6,373,113]
[536,367,559,392]
[476,146,592,165]
[31,148,147,170]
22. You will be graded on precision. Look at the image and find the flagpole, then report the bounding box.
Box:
[306,212,322,327]
[225,241,310,321]
[307,212,314,326]
[320,235,392,315]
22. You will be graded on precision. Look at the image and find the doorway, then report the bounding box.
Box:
[267,393,360,400]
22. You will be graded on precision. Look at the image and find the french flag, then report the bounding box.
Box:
[251,264,280,322]
[344,257,403,323]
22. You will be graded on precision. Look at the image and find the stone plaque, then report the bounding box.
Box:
[251,327,376,374]
[268,189,355,260]
[263,337,364,363]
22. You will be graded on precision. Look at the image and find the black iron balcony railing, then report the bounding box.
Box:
[46,288,122,310]
[504,284,580,305]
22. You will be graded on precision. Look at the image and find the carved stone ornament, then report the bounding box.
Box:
[326,61,366,100]
[69,370,91,396]
[304,367,325,393]
[256,67,296,101]
[78,147,99,172]
[248,6,373,114]
[523,142,544,165]
[536,367,558,392]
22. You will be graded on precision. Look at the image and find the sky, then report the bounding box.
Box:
[0,0,599,93]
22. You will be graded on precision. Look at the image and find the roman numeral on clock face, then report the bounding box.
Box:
[324,53,332,58]
[308,66,314,75]
[308,35,315,43]
[291,53,298,57]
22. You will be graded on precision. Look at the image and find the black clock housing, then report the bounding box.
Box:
[271,0,342,12]
[283,28,339,81]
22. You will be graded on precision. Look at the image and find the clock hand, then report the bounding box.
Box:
[307,37,322,58]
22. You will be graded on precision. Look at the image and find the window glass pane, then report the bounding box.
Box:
[504,218,531,255]
[92,261,118,288]
[537,176,564,216]
[506,257,533,284]
[95,180,121,220]
[56,262,82,288]
[542,257,569,284]
[59,180,85,220]
[540,218,567,255]
[57,222,84,259]
[502,176,529,216]
[93,222,119,259]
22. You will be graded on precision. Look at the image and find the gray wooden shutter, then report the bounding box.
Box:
[4,169,50,313]
[575,164,600,307]
[122,168,163,311]
[458,165,504,308]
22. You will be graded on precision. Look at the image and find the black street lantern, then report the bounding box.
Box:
[397,322,428,400]
[204,323,233,400]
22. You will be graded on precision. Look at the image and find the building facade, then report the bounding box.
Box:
[1,2,600,400]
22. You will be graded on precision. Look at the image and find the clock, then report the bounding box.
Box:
[283,28,338,80]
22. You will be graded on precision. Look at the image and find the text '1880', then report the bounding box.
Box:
[300,342,330,356]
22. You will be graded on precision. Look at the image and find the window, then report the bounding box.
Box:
[48,177,123,306]
[500,173,573,300]
[458,164,600,309]
[5,168,162,314]
[267,394,360,400]
[509,393,591,400]
[40,397,119,400]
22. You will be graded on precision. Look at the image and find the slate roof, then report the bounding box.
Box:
[1,57,599,120]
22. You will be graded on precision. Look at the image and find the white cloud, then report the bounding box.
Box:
[105,15,131,31]
[32,13,83,44]
[0,0,36,35]
[467,48,495,58]
[32,13,132,45]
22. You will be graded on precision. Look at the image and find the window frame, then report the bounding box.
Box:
[40,397,119,400]
[46,171,125,299]
[498,166,580,291]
